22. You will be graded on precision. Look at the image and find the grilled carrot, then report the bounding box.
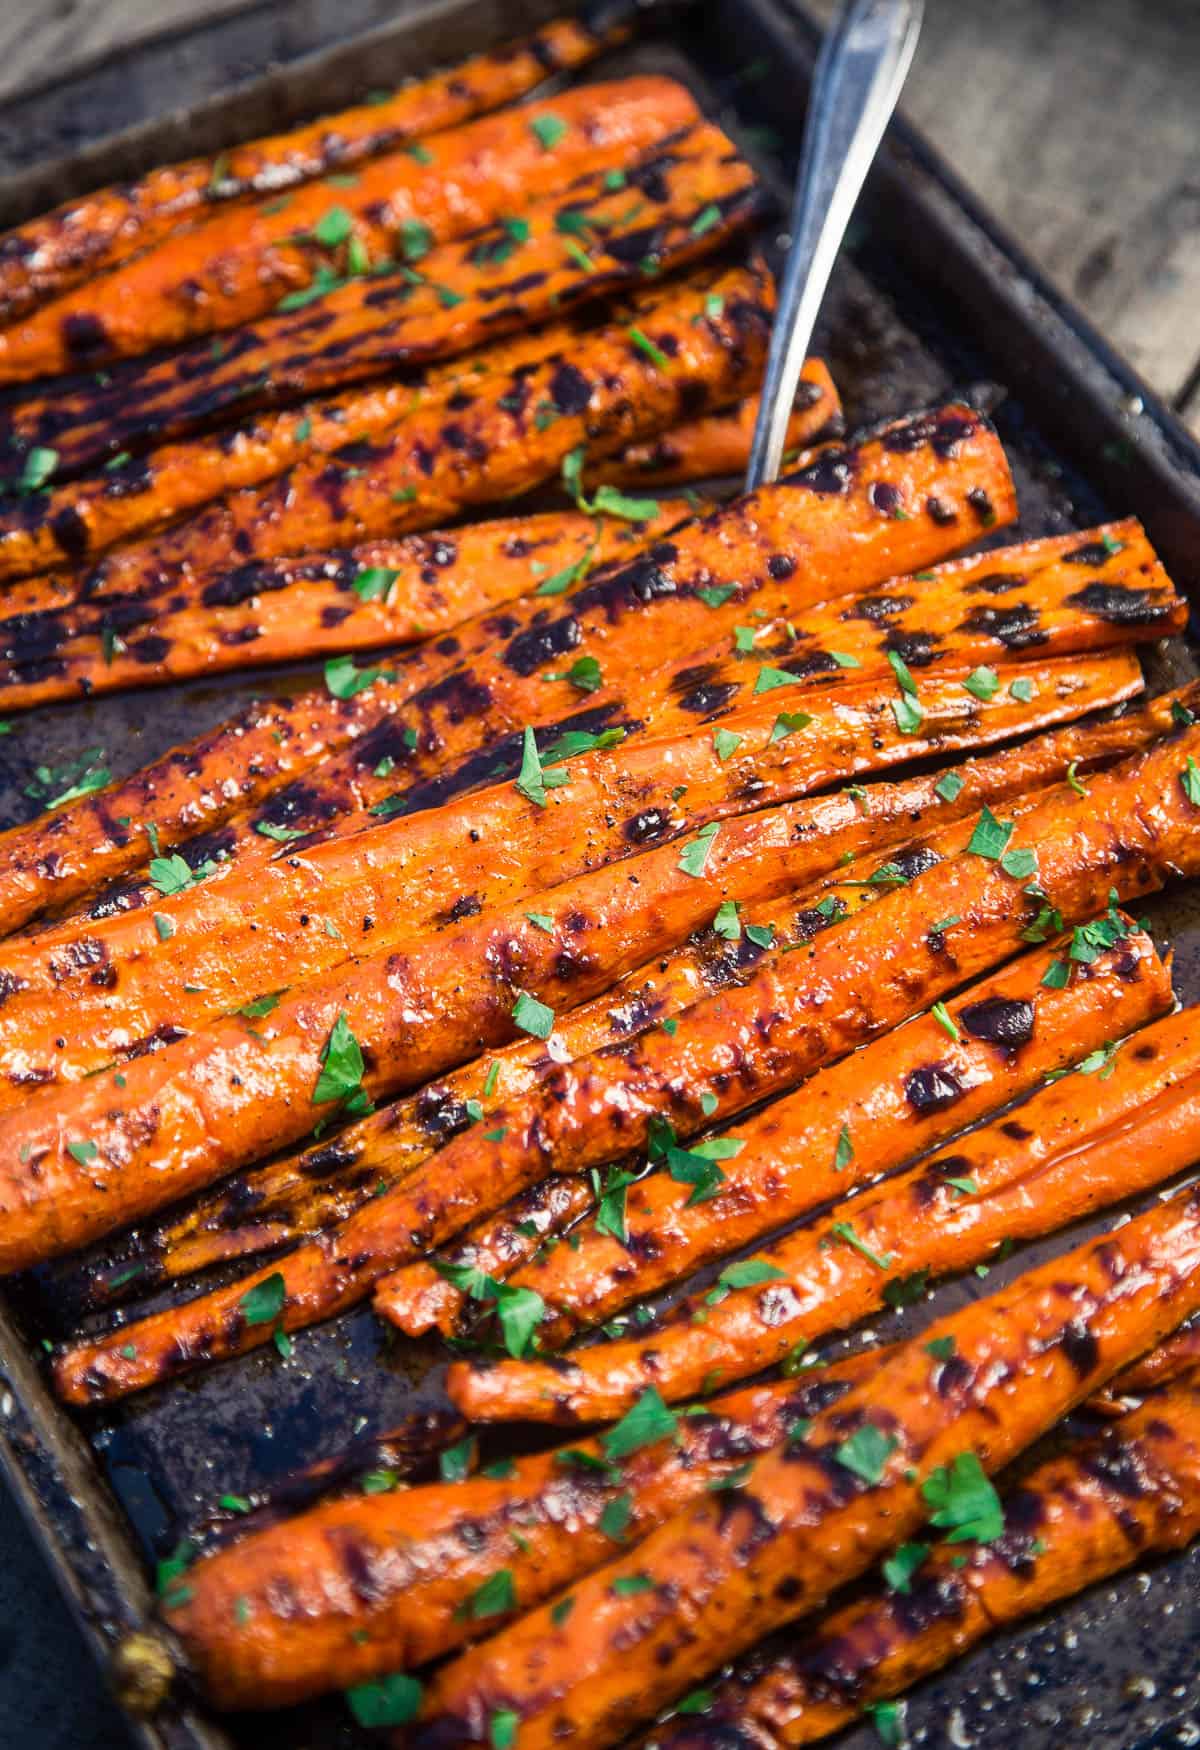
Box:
[1,497,1171,718]
[0,13,630,323]
[0,255,771,597]
[0,125,764,504]
[77,684,1194,1312]
[454,995,1200,1423]
[595,380,842,486]
[163,1356,874,1711]
[395,924,1170,1346]
[1102,1320,1200,1400]
[0,644,1141,1100]
[414,1184,1200,1750]
[48,721,1200,1396]
[665,1365,1200,1748]
[0,78,700,383]
[0,401,1013,935]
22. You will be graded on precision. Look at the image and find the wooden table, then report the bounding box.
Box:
[4,0,1198,431]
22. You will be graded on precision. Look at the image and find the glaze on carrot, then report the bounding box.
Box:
[0,78,700,382]
[413,1182,1200,1750]
[451,995,1200,1423]
[0,402,1013,935]
[0,13,631,323]
[595,376,843,486]
[0,125,764,507]
[73,683,1194,1312]
[46,721,1200,1394]
[659,1365,1200,1747]
[389,926,1169,1346]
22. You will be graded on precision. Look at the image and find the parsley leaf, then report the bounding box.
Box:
[238,1272,286,1327]
[602,1387,678,1459]
[835,1423,899,1484]
[512,990,555,1040]
[345,1673,423,1728]
[921,1451,1004,1542]
[882,1541,929,1593]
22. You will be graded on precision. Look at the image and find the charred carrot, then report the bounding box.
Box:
[0,78,700,382]
[413,1183,1200,1750]
[1,500,1171,718]
[664,1365,1200,1748]
[162,1356,875,1711]
[451,994,1200,1423]
[0,650,1137,1104]
[0,125,763,506]
[0,402,1013,935]
[595,375,842,486]
[78,683,1195,1310]
[0,255,771,591]
[392,925,1169,1346]
[47,722,1200,1395]
[0,13,631,323]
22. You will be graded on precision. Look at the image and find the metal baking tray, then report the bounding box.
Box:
[2,2,1200,1747]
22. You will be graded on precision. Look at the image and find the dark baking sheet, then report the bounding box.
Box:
[1,2,1200,1747]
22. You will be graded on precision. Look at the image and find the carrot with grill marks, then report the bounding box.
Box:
[0,125,764,501]
[665,1364,1200,1748]
[414,1183,1200,1750]
[595,377,843,486]
[0,402,1012,936]
[0,78,700,384]
[454,992,1200,1425]
[0,12,631,324]
[162,1357,875,1713]
[0,255,770,594]
[72,684,1193,1313]
[48,722,1200,1397]
[390,926,1169,1346]
[0,650,1137,1105]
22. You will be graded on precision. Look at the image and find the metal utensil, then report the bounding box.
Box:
[745,0,923,489]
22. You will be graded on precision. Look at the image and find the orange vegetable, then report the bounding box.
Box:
[0,13,630,323]
[0,401,1012,935]
[414,1181,1200,1750]
[594,374,842,487]
[47,718,1200,1396]
[0,78,700,381]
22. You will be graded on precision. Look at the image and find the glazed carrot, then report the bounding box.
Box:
[0,650,1137,1105]
[1101,1320,1200,1400]
[0,402,1013,934]
[48,723,1200,1396]
[0,255,772,597]
[666,1366,1200,1748]
[0,125,764,506]
[0,497,699,709]
[413,1184,1200,1750]
[595,376,842,486]
[76,683,1194,1311]
[452,997,1200,1423]
[0,13,631,323]
[163,1357,875,1712]
[391,925,1170,1345]
[3,496,1173,719]
[0,78,700,383]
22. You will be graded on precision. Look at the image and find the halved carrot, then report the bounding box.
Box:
[451,991,1200,1423]
[0,124,764,504]
[0,402,1013,936]
[594,377,843,486]
[72,683,1194,1313]
[0,13,631,323]
[0,650,1137,1105]
[0,78,700,382]
[46,719,1200,1395]
[662,1364,1200,1747]
[413,1180,1200,1750]
[390,924,1170,1345]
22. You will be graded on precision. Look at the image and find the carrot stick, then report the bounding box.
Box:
[0,123,763,490]
[0,256,773,607]
[391,922,1170,1347]
[450,993,1200,1424]
[0,13,631,323]
[0,401,1013,935]
[413,1181,1200,1750]
[46,722,1200,1395]
[0,78,700,382]
[162,1354,877,1711]
[69,683,1192,1314]
[660,1365,1200,1747]
[594,379,843,486]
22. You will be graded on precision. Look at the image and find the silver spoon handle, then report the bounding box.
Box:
[745,0,923,491]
